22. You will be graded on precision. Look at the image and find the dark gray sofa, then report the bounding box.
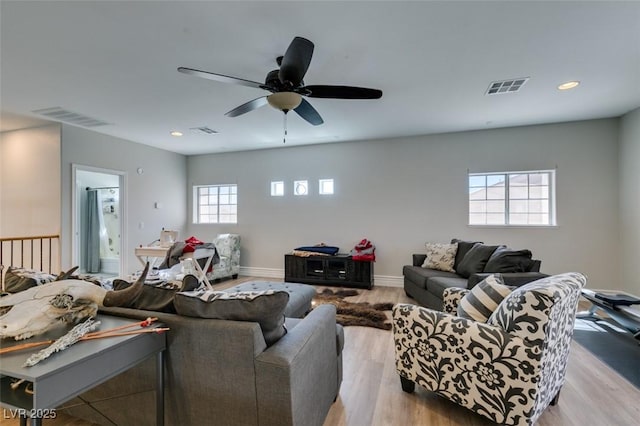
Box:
[403,240,547,310]
[62,303,343,426]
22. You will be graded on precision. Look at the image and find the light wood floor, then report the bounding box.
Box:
[2,277,639,426]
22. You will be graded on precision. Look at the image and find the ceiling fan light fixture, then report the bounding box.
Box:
[267,92,302,112]
[557,81,580,90]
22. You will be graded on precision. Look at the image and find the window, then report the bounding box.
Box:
[294,180,308,196]
[193,184,237,224]
[468,170,555,226]
[270,181,284,196]
[319,179,334,195]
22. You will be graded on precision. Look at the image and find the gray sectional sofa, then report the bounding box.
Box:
[61,286,343,426]
[403,239,547,310]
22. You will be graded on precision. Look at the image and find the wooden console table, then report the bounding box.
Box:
[285,254,373,289]
[0,315,166,425]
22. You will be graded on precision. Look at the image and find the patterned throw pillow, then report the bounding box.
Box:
[457,274,512,322]
[422,242,458,273]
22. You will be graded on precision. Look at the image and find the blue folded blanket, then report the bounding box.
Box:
[294,245,340,255]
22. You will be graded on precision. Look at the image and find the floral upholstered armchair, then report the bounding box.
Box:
[209,233,240,281]
[392,272,586,426]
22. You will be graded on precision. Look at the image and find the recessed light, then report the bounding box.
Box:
[557,81,580,91]
[170,131,183,137]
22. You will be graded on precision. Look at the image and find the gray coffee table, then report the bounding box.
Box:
[0,315,166,425]
[578,289,640,341]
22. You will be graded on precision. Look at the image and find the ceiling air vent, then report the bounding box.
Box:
[32,107,110,127]
[485,77,529,95]
[190,126,218,135]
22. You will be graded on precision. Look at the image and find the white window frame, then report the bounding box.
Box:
[270,181,284,197]
[193,184,237,224]
[468,169,556,226]
[318,178,334,195]
[293,180,308,196]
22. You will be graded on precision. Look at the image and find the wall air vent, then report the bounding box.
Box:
[190,126,218,135]
[485,77,529,95]
[32,107,110,127]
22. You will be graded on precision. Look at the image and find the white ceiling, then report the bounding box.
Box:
[1,1,639,156]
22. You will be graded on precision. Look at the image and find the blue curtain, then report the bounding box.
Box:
[86,189,100,273]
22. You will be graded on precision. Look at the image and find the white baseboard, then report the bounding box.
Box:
[239,266,404,288]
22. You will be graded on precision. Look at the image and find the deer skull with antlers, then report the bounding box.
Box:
[0,264,149,340]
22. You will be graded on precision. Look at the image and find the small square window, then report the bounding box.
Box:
[271,181,284,196]
[319,179,334,195]
[294,180,308,196]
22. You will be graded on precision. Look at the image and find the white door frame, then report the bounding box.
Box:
[71,164,128,276]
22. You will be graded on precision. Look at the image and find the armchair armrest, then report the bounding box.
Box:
[442,287,469,314]
[468,272,548,289]
[412,254,427,267]
[392,303,541,425]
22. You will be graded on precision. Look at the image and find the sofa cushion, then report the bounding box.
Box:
[174,289,289,346]
[426,276,468,300]
[403,265,461,290]
[455,243,500,278]
[457,274,512,322]
[484,247,535,273]
[451,238,483,271]
[422,242,458,272]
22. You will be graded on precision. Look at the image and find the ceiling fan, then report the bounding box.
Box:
[178,36,383,126]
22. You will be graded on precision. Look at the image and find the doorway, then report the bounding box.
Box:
[72,164,127,277]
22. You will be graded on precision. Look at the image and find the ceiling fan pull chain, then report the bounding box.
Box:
[283,112,288,143]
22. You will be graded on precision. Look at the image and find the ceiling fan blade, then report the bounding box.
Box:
[304,85,383,99]
[225,96,268,117]
[294,98,324,126]
[279,37,314,87]
[178,67,263,90]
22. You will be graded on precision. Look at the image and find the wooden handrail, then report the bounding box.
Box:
[0,234,60,242]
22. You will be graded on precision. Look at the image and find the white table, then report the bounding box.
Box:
[135,246,170,269]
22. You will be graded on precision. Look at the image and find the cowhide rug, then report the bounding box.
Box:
[312,288,394,330]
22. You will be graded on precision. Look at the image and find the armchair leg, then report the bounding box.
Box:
[400,376,415,393]
[550,389,561,406]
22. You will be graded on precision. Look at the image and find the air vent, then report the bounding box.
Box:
[485,77,529,95]
[32,107,110,127]
[190,126,218,135]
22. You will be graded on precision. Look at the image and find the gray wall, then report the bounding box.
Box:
[619,107,640,296]
[60,124,187,274]
[188,118,620,289]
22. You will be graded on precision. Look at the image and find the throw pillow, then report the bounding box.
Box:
[484,247,535,273]
[174,289,290,346]
[450,238,483,271]
[457,274,512,322]
[422,242,458,273]
[455,243,500,278]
